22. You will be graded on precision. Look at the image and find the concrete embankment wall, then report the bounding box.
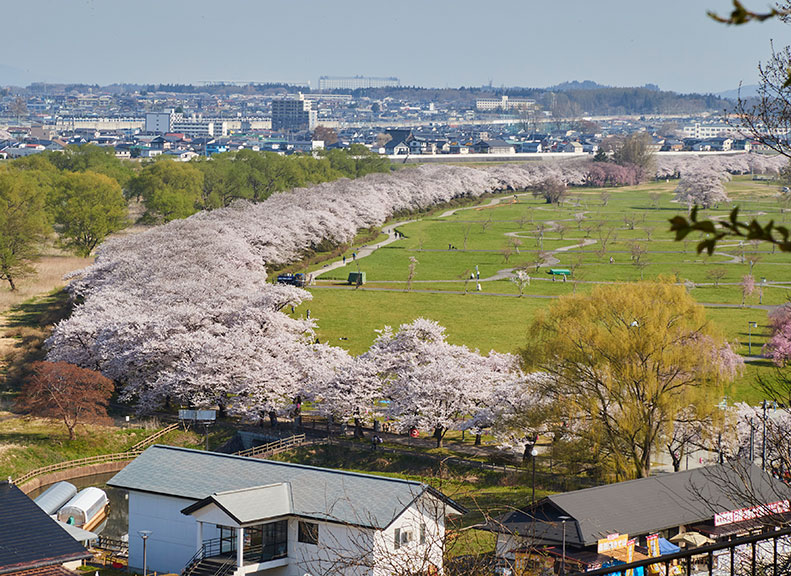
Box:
[18,460,132,495]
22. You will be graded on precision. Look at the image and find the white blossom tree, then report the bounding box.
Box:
[46,155,773,419]
[364,318,517,447]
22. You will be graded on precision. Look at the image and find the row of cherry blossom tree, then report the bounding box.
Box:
[45,154,787,452]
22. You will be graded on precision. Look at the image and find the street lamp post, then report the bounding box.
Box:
[748,321,758,355]
[530,447,539,504]
[559,515,571,576]
[762,400,768,471]
[138,530,152,576]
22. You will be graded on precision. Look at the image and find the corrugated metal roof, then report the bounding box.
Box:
[109,445,444,529]
[0,482,90,573]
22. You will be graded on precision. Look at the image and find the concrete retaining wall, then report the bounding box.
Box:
[18,460,132,495]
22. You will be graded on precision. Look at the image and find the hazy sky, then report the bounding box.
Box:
[2,1,788,93]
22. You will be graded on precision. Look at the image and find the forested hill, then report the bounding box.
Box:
[356,85,730,116]
[18,81,732,116]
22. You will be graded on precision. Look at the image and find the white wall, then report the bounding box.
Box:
[128,491,220,574]
[373,495,447,576]
[127,491,450,576]
[290,518,374,576]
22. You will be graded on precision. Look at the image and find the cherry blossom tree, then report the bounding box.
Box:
[313,354,381,437]
[765,305,791,366]
[46,156,768,418]
[674,168,731,212]
[364,318,516,447]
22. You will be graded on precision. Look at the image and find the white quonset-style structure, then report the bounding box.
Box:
[108,445,465,576]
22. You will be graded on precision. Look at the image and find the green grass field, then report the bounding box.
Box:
[300,176,790,402]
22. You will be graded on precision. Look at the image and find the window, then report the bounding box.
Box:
[394,527,401,550]
[420,523,426,545]
[298,521,319,545]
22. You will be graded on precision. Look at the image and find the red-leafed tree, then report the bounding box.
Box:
[18,361,114,439]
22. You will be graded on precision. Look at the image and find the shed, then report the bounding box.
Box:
[34,481,77,516]
[57,487,108,529]
[347,271,366,285]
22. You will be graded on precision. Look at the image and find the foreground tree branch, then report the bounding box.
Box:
[670,206,791,255]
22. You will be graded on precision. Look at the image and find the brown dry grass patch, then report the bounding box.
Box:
[0,253,92,315]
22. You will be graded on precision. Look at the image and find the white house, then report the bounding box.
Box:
[108,445,465,576]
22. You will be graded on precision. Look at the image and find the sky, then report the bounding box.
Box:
[1,0,789,94]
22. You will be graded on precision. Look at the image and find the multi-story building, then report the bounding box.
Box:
[318,76,400,91]
[170,115,227,138]
[271,94,317,132]
[145,110,179,134]
[682,122,737,139]
[475,95,535,111]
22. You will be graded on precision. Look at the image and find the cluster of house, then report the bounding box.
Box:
[7,444,791,576]
[0,98,761,163]
[0,124,329,161]
[383,128,756,157]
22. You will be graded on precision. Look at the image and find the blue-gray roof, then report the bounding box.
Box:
[109,445,462,529]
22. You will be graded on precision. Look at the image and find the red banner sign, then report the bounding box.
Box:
[714,500,790,526]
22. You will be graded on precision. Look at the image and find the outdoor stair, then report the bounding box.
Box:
[184,556,235,576]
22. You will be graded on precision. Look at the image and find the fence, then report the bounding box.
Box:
[575,525,791,576]
[129,422,180,451]
[11,422,182,487]
[234,434,307,459]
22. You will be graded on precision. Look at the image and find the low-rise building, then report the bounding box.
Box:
[109,445,465,576]
[0,482,92,576]
[487,461,791,574]
[472,139,515,154]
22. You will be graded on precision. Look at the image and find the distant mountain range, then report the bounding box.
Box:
[715,85,760,100]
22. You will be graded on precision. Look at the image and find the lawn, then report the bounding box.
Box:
[299,175,791,401]
[0,414,206,480]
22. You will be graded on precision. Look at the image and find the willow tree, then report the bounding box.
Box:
[520,281,742,479]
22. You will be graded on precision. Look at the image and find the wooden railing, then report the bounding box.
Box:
[11,450,142,486]
[11,422,181,487]
[130,422,180,451]
[235,434,307,459]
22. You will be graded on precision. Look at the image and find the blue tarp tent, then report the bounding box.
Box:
[659,537,681,555]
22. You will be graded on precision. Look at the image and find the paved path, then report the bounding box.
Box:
[310,284,780,312]
[312,220,417,279]
[437,193,528,218]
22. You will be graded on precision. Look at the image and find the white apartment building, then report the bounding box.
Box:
[476,95,535,111]
[682,122,738,139]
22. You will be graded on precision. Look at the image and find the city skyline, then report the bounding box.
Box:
[1,0,788,94]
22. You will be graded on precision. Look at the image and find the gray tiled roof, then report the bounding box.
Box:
[498,460,791,546]
[185,483,294,525]
[109,445,452,529]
